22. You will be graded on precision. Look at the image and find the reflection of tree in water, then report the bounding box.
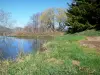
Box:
[17,39,24,58]
[0,36,14,45]
[17,38,42,56]
[31,38,46,51]
[0,36,15,59]
[0,36,47,60]
[32,39,39,50]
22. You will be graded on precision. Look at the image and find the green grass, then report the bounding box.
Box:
[0,35,100,75]
[75,29,100,36]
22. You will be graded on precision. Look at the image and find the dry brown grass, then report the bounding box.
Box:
[45,58,64,65]
[12,31,63,37]
[72,60,80,66]
[80,37,100,51]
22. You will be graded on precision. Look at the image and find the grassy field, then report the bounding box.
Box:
[0,30,100,75]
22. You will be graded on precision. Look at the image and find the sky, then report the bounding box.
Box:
[0,0,72,27]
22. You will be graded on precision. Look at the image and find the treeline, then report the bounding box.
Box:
[0,8,67,36]
[21,8,67,34]
[66,0,100,33]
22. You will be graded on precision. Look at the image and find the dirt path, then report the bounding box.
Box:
[80,37,100,51]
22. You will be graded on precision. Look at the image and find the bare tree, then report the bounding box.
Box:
[0,9,12,27]
[30,13,41,33]
[24,23,33,33]
[0,9,13,35]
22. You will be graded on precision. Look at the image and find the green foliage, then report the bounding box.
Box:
[66,0,100,33]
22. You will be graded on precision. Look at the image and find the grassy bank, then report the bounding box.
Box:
[0,33,100,75]
[75,29,100,36]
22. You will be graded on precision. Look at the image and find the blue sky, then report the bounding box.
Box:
[0,0,72,27]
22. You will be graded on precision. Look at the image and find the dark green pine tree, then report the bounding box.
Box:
[66,0,100,33]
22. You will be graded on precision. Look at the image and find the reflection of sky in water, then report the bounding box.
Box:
[0,37,44,60]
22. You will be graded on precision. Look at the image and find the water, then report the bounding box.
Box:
[0,36,46,60]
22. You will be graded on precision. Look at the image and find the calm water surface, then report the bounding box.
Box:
[0,36,47,60]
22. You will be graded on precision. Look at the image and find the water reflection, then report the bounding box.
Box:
[0,36,46,60]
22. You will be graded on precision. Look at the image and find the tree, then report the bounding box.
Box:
[66,0,100,33]
[0,9,13,35]
[55,8,67,31]
[26,13,41,33]
[0,9,12,27]
[40,8,55,32]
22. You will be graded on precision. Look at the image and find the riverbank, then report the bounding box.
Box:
[0,30,100,75]
[11,31,63,37]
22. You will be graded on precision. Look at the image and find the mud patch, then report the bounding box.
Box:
[80,37,100,51]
